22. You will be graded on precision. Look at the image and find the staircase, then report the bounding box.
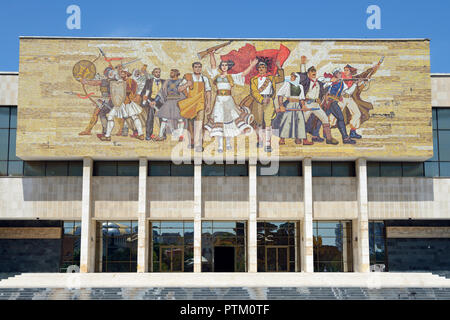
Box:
[1,272,450,300]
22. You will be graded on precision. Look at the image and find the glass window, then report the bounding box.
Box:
[225,164,248,176]
[201,221,247,272]
[379,162,402,177]
[93,161,117,176]
[367,162,380,177]
[312,162,331,177]
[0,161,7,176]
[60,220,81,272]
[428,130,439,162]
[171,163,194,176]
[0,129,9,160]
[96,220,137,273]
[148,162,171,176]
[313,221,353,272]
[278,162,301,176]
[202,164,224,176]
[68,161,83,176]
[151,221,194,272]
[402,162,424,177]
[7,129,19,160]
[432,108,437,130]
[437,109,450,130]
[0,107,9,128]
[9,107,17,129]
[424,162,439,177]
[438,130,450,161]
[117,161,139,176]
[45,161,68,176]
[439,162,450,177]
[332,162,355,177]
[23,161,46,176]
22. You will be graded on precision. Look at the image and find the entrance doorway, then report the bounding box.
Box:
[214,246,235,272]
[160,246,184,272]
[266,246,289,272]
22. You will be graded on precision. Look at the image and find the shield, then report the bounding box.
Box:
[110,80,126,107]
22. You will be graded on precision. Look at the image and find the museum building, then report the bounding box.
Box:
[0,38,449,276]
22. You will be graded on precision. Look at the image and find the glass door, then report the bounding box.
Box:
[160,246,184,272]
[265,246,289,272]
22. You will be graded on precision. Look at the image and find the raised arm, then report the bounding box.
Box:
[242,59,258,77]
[209,51,217,70]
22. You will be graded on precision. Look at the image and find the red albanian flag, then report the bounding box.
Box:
[220,43,290,84]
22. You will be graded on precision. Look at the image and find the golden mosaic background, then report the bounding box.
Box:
[17,38,432,160]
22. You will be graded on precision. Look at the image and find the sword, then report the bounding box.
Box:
[64,91,102,99]
[119,58,141,68]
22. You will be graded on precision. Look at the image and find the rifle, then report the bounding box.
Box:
[197,41,232,59]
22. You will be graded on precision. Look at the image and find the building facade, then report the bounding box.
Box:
[0,38,449,277]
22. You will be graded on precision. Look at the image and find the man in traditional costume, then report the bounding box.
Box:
[79,67,115,136]
[319,69,356,144]
[99,69,144,141]
[297,58,339,145]
[275,73,313,145]
[337,62,381,139]
[140,67,165,140]
[240,61,284,153]
[152,69,185,141]
[177,62,212,152]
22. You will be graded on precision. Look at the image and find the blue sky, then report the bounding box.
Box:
[0,0,449,72]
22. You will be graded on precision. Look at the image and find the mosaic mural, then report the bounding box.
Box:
[17,38,432,160]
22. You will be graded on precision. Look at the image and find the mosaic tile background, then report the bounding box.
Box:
[17,38,432,160]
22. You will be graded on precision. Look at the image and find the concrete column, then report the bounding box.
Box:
[193,162,202,273]
[137,158,148,273]
[80,157,95,273]
[302,158,314,272]
[356,158,370,273]
[248,160,257,272]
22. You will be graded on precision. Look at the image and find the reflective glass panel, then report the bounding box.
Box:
[367,162,380,177]
[312,162,331,177]
[148,162,171,176]
[117,161,139,176]
[428,130,438,161]
[332,162,355,177]
[8,129,19,160]
[171,164,194,176]
[23,161,45,176]
[94,161,117,176]
[402,162,424,177]
[424,162,439,177]
[9,107,17,129]
[380,162,402,177]
[0,161,7,176]
[0,108,9,128]
[225,164,248,176]
[438,130,450,161]
[68,161,83,176]
[278,162,301,176]
[202,164,225,176]
[0,129,8,160]
[46,161,68,176]
[439,162,450,177]
[438,109,450,129]
[8,160,23,176]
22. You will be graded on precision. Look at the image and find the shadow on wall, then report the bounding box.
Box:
[257,177,303,202]
[312,177,357,202]
[92,176,139,201]
[22,177,82,201]
[367,177,434,202]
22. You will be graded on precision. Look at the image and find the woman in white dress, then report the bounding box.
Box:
[204,51,258,152]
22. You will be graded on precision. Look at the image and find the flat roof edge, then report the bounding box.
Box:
[18,36,431,41]
[0,72,18,75]
[431,73,450,77]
